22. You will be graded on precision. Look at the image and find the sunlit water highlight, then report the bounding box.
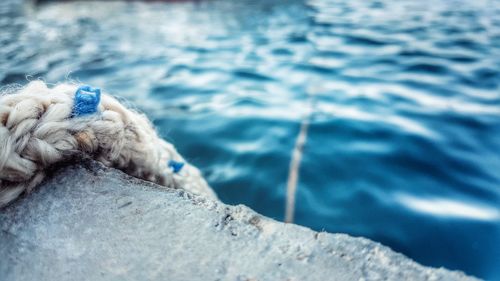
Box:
[1,0,499,279]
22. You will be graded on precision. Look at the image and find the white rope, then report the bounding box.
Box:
[0,81,216,208]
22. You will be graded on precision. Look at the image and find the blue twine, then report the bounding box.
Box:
[168,160,184,173]
[72,85,101,117]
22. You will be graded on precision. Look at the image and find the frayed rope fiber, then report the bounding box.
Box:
[0,81,216,207]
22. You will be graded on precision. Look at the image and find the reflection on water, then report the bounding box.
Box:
[396,194,500,221]
[1,0,499,279]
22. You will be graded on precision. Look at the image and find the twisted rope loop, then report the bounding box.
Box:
[0,81,216,207]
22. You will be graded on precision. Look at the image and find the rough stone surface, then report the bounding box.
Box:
[0,160,478,281]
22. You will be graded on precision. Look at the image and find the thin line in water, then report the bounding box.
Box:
[285,120,309,223]
[285,97,314,223]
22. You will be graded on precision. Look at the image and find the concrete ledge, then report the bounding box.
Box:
[0,160,477,281]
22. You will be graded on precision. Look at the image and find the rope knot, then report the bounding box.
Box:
[72,85,101,117]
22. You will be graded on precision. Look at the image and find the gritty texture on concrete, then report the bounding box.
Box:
[0,160,477,281]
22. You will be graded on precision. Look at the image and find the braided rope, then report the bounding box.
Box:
[0,81,216,207]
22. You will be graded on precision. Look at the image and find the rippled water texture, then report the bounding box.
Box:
[1,0,499,279]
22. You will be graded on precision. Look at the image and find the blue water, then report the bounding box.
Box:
[1,0,500,279]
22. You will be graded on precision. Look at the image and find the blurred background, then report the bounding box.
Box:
[1,0,499,279]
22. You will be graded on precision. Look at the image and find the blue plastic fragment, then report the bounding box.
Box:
[72,85,101,117]
[168,160,185,173]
